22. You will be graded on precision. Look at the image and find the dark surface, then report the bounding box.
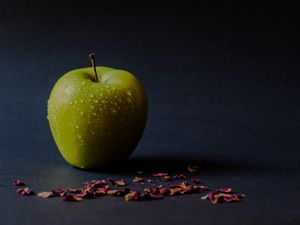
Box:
[0,3,300,225]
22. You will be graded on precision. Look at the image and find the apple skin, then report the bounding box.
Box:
[47,66,147,169]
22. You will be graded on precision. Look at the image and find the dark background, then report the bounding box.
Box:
[0,2,299,225]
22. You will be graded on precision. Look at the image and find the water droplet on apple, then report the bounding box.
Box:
[126,90,132,96]
[89,94,94,98]
[80,111,84,115]
[93,99,98,103]
[75,125,79,129]
[90,106,95,109]
[92,112,97,116]
[80,99,84,103]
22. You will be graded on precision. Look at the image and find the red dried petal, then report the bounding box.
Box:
[147,179,155,183]
[17,187,34,196]
[95,188,107,196]
[218,188,232,193]
[77,189,94,198]
[201,189,245,204]
[159,187,170,196]
[149,193,164,199]
[13,179,25,186]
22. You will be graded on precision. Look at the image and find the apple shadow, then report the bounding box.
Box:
[92,153,277,176]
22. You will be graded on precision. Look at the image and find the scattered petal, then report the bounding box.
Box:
[201,189,245,204]
[38,192,53,198]
[13,179,26,186]
[17,187,34,196]
[95,188,108,196]
[77,189,94,198]
[124,191,139,201]
[106,189,119,196]
[108,178,127,187]
[159,187,170,196]
[218,188,232,193]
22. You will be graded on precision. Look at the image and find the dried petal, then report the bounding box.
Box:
[124,191,139,201]
[77,189,94,198]
[108,178,127,187]
[13,179,25,186]
[38,192,53,198]
[218,188,232,193]
[169,187,182,196]
[201,189,245,204]
[159,187,170,196]
[17,187,34,196]
[106,189,119,196]
[149,193,164,199]
[95,187,107,196]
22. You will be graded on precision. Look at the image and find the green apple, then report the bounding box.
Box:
[47,54,147,169]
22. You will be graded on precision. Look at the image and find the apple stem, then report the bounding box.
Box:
[89,53,99,82]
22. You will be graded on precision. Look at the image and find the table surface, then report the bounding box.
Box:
[0,3,299,225]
